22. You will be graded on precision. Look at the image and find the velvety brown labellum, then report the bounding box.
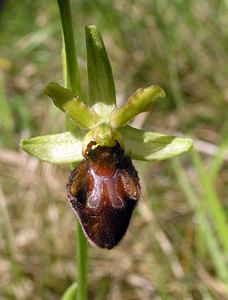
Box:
[67,143,141,249]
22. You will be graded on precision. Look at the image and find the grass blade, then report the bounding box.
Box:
[61,282,77,300]
[191,151,228,255]
[172,158,228,283]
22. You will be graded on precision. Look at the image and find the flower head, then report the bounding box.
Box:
[20,25,192,249]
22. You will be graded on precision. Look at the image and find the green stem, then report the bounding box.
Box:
[76,224,88,300]
[57,0,81,95]
[57,1,88,300]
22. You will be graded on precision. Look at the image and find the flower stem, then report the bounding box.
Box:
[57,1,88,299]
[57,0,81,95]
[76,224,88,300]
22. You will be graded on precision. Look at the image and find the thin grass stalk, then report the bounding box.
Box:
[0,184,16,265]
[153,1,184,111]
[57,1,88,299]
[209,120,228,183]
[0,73,14,146]
[172,158,228,283]
[191,151,228,255]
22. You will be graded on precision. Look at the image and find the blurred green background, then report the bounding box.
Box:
[0,0,228,299]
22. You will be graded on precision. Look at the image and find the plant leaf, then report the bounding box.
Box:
[20,131,83,164]
[119,126,193,161]
[44,82,101,129]
[85,25,116,115]
[111,85,165,128]
[61,282,77,300]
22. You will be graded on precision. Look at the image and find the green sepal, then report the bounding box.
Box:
[86,25,116,114]
[119,126,193,161]
[20,131,83,164]
[61,282,77,300]
[44,82,101,129]
[111,85,165,128]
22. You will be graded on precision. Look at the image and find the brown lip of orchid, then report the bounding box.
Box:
[20,25,193,249]
[67,142,140,249]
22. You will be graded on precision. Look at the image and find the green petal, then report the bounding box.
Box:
[86,25,116,116]
[20,131,83,164]
[110,85,165,128]
[119,126,193,161]
[44,82,75,111]
[44,82,101,129]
